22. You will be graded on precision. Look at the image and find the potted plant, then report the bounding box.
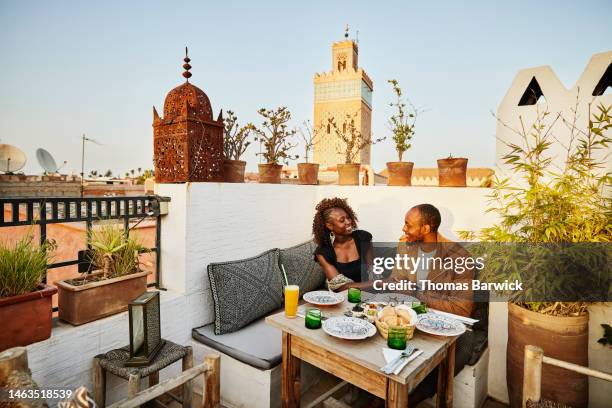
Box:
[297,120,321,185]
[56,222,150,325]
[386,79,418,186]
[0,231,57,351]
[437,154,468,186]
[460,103,611,407]
[252,107,299,184]
[223,110,253,183]
[328,112,384,185]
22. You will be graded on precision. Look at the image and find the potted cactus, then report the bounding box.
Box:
[56,222,149,325]
[252,107,299,184]
[328,112,384,185]
[222,110,253,183]
[297,120,321,185]
[0,231,57,351]
[386,79,420,186]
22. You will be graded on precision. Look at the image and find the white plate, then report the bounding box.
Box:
[322,316,377,340]
[303,291,344,306]
[416,313,466,337]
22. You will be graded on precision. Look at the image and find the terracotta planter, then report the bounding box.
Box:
[223,159,246,183]
[258,163,283,184]
[337,163,361,185]
[57,271,149,325]
[437,157,468,187]
[507,303,588,408]
[297,163,319,185]
[386,162,414,186]
[0,284,57,351]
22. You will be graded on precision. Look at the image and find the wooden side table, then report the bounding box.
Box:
[92,340,193,407]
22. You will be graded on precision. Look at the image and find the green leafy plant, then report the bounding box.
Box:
[459,100,611,316]
[298,120,322,163]
[223,110,253,161]
[0,230,55,298]
[87,222,148,280]
[328,112,384,164]
[252,107,299,164]
[388,79,419,161]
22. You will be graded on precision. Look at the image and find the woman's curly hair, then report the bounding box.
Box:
[312,197,358,247]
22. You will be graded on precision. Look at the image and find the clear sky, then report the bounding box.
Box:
[1,0,610,176]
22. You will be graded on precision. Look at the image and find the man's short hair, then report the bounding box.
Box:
[413,204,441,232]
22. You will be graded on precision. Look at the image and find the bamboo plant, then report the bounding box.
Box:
[460,101,612,316]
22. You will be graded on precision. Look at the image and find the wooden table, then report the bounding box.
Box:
[265,292,457,408]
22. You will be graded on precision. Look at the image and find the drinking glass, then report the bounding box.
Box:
[284,285,299,318]
[305,308,322,329]
[387,325,408,350]
[347,287,361,303]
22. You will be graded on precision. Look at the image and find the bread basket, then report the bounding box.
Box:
[375,318,416,340]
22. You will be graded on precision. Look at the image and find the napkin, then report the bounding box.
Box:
[382,348,424,375]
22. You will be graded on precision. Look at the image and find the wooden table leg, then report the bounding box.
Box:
[281,332,301,408]
[182,346,193,408]
[436,341,455,408]
[386,379,408,408]
[92,357,106,408]
[129,373,140,407]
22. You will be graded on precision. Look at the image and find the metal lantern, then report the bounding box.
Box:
[126,291,164,367]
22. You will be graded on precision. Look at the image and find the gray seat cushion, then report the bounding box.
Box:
[208,249,283,335]
[192,319,282,370]
[279,240,325,296]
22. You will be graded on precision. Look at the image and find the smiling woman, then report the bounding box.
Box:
[311,197,374,291]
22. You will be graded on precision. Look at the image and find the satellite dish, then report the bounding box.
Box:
[36,148,59,173]
[0,144,27,174]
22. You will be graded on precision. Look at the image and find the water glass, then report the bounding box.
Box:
[387,325,408,350]
[304,308,322,329]
[347,287,361,303]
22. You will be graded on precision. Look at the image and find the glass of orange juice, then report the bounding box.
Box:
[284,285,299,318]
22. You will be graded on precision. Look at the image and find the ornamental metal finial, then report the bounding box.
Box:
[344,24,349,39]
[182,47,192,81]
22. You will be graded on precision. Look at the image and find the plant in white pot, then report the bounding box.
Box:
[386,79,419,186]
[460,103,611,407]
[252,106,299,184]
[328,112,384,185]
[297,120,321,185]
[0,231,57,350]
[57,222,150,325]
[222,110,253,183]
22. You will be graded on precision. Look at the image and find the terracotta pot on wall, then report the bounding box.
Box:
[337,164,361,186]
[386,162,414,186]
[223,159,246,183]
[297,163,319,185]
[437,157,468,187]
[57,271,148,325]
[258,163,283,184]
[506,303,588,408]
[0,284,57,351]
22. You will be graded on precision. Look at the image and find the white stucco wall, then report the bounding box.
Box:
[496,51,611,184]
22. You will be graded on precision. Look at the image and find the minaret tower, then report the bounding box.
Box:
[313,25,373,166]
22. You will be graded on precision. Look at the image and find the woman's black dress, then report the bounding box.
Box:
[314,230,372,282]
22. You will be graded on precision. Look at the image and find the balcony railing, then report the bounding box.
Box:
[0,195,170,310]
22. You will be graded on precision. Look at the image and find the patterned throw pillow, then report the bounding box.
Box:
[208,249,283,335]
[279,240,325,297]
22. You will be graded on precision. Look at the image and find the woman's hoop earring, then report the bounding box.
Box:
[329,231,335,245]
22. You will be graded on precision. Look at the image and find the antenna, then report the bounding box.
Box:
[356,30,359,43]
[80,134,103,196]
[0,144,27,174]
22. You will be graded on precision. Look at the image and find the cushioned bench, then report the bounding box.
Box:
[192,316,282,370]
